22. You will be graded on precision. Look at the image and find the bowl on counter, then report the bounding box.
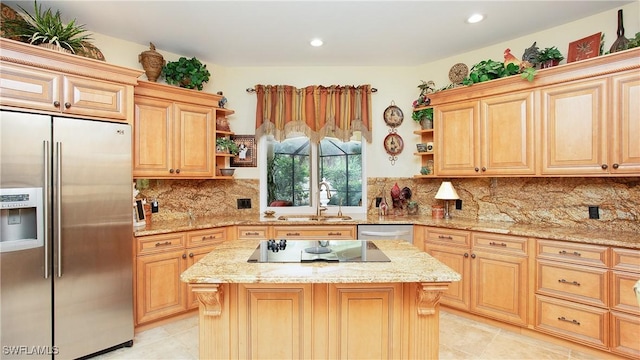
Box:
[219,168,235,176]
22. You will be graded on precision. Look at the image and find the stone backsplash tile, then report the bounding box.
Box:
[136,177,639,233]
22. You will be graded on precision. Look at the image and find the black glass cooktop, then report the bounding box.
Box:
[247,240,391,263]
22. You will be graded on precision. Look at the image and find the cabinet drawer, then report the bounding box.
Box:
[137,232,186,255]
[237,226,269,240]
[0,62,60,112]
[536,259,608,308]
[272,225,356,239]
[535,295,608,350]
[537,239,608,268]
[611,247,640,273]
[611,270,640,315]
[472,232,527,255]
[186,228,228,248]
[610,310,640,358]
[424,227,470,247]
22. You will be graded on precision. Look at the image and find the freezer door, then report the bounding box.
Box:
[0,111,53,360]
[52,117,133,359]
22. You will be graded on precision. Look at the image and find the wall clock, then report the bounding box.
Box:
[449,63,468,84]
[383,103,403,128]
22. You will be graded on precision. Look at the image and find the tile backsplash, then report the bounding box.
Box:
[136,177,639,233]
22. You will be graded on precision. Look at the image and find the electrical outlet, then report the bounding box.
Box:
[151,199,159,213]
[588,206,599,219]
[237,198,252,209]
[455,199,462,210]
[375,197,382,207]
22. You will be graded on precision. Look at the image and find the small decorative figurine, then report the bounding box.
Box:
[217,91,227,108]
[522,41,540,64]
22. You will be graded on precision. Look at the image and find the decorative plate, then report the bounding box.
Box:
[449,63,468,84]
[383,103,404,128]
[383,133,404,155]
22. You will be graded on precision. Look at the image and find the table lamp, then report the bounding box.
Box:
[434,181,459,219]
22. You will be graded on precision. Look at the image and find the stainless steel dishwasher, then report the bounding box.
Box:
[357,224,414,243]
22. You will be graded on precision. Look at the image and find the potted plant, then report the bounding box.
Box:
[463,59,536,85]
[216,137,239,155]
[162,56,211,90]
[411,107,433,129]
[2,1,93,54]
[537,46,564,68]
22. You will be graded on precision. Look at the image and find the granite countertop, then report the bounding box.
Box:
[135,213,640,249]
[180,239,461,284]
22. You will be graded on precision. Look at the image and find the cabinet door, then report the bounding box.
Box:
[471,250,528,325]
[0,62,60,113]
[62,75,127,120]
[610,70,640,174]
[424,245,470,311]
[136,249,188,324]
[186,245,217,309]
[133,96,173,177]
[173,102,215,177]
[610,310,640,358]
[540,78,608,175]
[480,91,535,175]
[436,101,480,176]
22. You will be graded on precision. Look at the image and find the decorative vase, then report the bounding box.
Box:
[37,43,72,54]
[420,118,433,130]
[138,43,165,82]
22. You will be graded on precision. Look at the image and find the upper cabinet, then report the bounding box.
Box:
[133,81,234,179]
[0,38,141,122]
[427,47,640,177]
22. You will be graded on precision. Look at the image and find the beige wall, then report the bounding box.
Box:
[93,3,639,231]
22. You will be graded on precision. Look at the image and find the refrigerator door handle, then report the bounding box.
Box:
[56,141,62,278]
[44,140,50,279]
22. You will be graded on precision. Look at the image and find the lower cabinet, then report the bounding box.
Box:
[271,225,356,240]
[134,227,228,325]
[421,226,529,326]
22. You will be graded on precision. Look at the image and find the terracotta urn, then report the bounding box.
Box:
[138,42,165,82]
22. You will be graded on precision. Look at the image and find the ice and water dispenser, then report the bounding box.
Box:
[0,188,44,252]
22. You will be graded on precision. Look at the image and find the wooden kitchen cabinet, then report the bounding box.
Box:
[0,39,140,122]
[435,91,534,176]
[610,247,640,358]
[237,225,270,240]
[421,227,529,326]
[271,225,357,240]
[134,227,230,325]
[610,70,640,175]
[413,106,436,177]
[133,80,233,179]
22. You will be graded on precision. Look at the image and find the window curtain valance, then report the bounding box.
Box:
[254,84,372,143]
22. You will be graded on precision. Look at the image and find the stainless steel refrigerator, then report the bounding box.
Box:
[1,111,134,359]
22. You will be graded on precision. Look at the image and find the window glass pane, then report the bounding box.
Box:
[266,136,310,206]
[319,138,362,206]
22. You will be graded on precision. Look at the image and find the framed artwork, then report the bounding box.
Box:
[567,32,601,63]
[230,135,257,167]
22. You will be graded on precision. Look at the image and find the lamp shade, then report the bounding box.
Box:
[434,181,460,200]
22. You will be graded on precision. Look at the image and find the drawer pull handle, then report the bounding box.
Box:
[438,235,453,240]
[558,250,581,257]
[201,235,216,241]
[286,232,300,236]
[557,316,580,325]
[489,242,507,247]
[155,241,172,247]
[246,232,259,236]
[558,279,581,286]
[327,232,342,236]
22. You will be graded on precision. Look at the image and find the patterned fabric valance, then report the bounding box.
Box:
[253,84,372,143]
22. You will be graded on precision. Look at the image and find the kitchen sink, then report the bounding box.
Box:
[277,215,352,221]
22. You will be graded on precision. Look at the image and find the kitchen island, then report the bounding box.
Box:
[180,239,460,359]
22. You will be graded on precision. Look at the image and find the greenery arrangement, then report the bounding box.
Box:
[411,108,433,123]
[2,1,92,54]
[537,46,564,63]
[216,137,239,155]
[625,32,640,50]
[162,57,211,90]
[462,59,536,85]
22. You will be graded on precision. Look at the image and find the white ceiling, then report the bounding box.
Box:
[3,0,634,66]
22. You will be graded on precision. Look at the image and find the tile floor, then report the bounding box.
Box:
[90,311,607,359]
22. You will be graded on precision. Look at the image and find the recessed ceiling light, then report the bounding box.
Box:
[310,38,323,47]
[467,14,485,24]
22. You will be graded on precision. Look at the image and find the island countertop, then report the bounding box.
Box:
[180,239,461,284]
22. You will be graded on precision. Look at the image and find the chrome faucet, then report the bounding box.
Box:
[317,178,332,216]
